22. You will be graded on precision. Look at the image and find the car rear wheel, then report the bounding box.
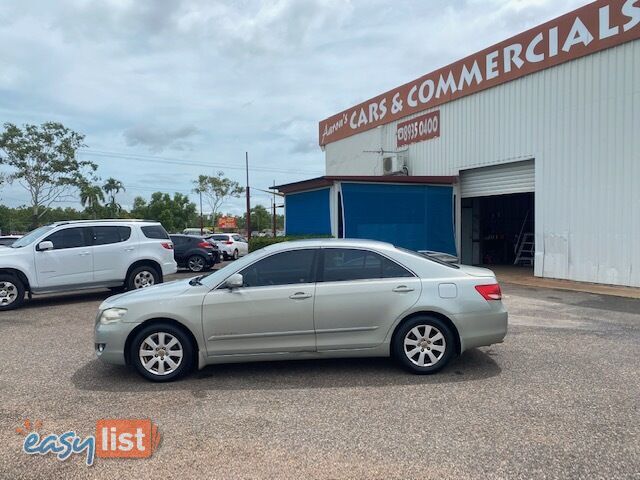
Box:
[392,316,455,374]
[232,249,239,260]
[130,322,194,382]
[0,275,25,311]
[127,265,160,290]
[187,255,206,272]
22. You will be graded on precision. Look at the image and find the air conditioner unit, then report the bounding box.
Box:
[382,154,408,176]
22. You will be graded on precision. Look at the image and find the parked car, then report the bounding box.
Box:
[182,228,212,236]
[0,235,22,247]
[207,233,248,260]
[94,238,508,382]
[0,220,177,311]
[170,235,220,272]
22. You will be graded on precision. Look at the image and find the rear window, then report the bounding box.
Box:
[212,235,229,241]
[398,247,460,269]
[141,225,170,239]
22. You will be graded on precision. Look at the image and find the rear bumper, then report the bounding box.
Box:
[161,260,178,276]
[453,309,508,352]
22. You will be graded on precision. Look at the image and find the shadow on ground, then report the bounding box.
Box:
[72,348,502,393]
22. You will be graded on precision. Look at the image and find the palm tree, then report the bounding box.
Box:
[80,184,105,219]
[103,178,125,215]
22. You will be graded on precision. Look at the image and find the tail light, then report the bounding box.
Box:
[225,240,233,245]
[198,241,213,249]
[475,283,502,301]
[161,242,173,250]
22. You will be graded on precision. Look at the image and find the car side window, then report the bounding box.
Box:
[239,249,317,287]
[322,249,414,282]
[232,235,243,242]
[93,226,131,245]
[43,227,91,250]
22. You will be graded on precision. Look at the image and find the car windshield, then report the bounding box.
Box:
[397,247,460,269]
[10,225,54,248]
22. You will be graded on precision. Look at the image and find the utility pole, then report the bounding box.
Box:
[199,190,204,235]
[272,180,277,237]
[245,152,251,240]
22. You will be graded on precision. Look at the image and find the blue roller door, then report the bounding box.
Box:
[341,183,455,254]
[285,188,332,235]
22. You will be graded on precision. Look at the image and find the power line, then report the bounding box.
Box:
[79,149,324,176]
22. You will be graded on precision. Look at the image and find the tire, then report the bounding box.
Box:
[126,265,160,290]
[187,255,206,272]
[232,249,239,260]
[0,274,25,311]
[392,315,455,374]
[130,322,194,382]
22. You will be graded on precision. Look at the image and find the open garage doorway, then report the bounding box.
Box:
[460,192,534,265]
[459,160,535,268]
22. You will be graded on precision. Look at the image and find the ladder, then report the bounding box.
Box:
[514,233,535,265]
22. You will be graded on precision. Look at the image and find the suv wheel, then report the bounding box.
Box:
[232,249,239,260]
[0,275,25,311]
[127,265,160,290]
[392,316,455,374]
[187,255,206,272]
[130,322,194,382]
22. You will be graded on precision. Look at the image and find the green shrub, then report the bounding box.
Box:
[249,235,332,252]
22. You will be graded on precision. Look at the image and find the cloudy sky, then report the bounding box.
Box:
[0,0,585,214]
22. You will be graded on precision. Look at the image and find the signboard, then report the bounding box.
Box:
[217,216,237,229]
[319,0,640,145]
[396,110,440,147]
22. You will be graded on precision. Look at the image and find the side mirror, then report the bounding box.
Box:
[224,273,243,289]
[37,241,54,251]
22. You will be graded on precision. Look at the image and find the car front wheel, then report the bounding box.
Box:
[0,275,25,311]
[392,316,455,374]
[130,323,194,382]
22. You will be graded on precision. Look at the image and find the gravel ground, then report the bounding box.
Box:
[0,271,638,479]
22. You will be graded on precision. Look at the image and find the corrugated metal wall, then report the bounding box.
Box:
[460,160,535,198]
[324,40,640,287]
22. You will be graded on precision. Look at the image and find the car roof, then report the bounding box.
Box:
[262,238,395,253]
[50,219,161,227]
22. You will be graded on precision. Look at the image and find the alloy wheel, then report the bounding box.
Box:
[188,256,205,272]
[0,281,18,307]
[138,332,184,376]
[403,325,447,367]
[133,270,155,289]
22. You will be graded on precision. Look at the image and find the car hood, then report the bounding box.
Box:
[99,277,195,310]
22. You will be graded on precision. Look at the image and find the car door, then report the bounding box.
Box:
[171,236,187,265]
[313,248,421,351]
[201,248,318,355]
[92,226,134,282]
[233,235,249,255]
[35,227,94,288]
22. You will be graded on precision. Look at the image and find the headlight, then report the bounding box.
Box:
[99,308,128,324]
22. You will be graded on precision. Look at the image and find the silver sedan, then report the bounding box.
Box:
[94,239,508,382]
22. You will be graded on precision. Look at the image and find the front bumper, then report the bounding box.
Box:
[94,320,138,366]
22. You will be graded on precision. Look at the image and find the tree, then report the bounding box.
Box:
[79,183,105,219]
[130,192,197,233]
[192,172,245,223]
[102,177,125,215]
[0,122,95,227]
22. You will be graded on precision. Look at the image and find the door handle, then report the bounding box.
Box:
[124,247,135,252]
[289,292,312,300]
[392,285,414,293]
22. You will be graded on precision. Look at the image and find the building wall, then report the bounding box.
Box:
[324,40,640,287]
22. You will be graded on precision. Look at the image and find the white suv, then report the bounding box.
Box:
[208,233,248,260]
[0,220,177,310]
